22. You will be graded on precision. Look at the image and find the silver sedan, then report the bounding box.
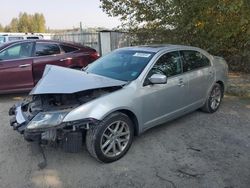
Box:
[9,45,228,163]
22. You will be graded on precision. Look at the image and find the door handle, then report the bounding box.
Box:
[177,82,184,87]
[209,71,214,77]
[19,64,31,68]
[178,78,185,87]
[60,57,72,62]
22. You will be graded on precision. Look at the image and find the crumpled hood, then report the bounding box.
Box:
[30,65,127,95]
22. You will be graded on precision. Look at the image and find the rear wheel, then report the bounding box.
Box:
[201,83,223,113]
[86,112,134,163]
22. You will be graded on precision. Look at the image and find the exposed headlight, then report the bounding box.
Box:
[26,111,69,130]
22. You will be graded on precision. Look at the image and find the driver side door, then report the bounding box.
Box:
[139,51,189,130]
[0,42,34,93]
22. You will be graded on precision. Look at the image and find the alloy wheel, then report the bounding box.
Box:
[100,120,130,157]
[210,85,222,110]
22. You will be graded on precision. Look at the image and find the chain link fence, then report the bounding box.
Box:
[52,31,131,55]
[52,32,100,52]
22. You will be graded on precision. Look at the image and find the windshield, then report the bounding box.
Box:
[86,50,155,81]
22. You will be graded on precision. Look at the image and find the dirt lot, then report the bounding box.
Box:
[0,93,250,188]
[227,73,250,97]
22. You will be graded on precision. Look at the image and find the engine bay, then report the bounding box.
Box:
[21,86,122,119]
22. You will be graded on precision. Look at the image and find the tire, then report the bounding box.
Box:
[201,83,223,113]
[86,112,134,163]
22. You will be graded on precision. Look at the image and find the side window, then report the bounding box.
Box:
[0,37,5,43]
[181,50,210,72]
[0,42,33,60]
[150,51,182,77]
[35,43,61,56]
[8,37,24,41]
[60,44,78,53]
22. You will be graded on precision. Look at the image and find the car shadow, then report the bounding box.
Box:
[138,110,200,138]
[0,92,28,102]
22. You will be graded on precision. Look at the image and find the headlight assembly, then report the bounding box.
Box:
[26,111,69,130]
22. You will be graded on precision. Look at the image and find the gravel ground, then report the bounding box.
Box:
[0,93,250,188]
[227,73,250,97]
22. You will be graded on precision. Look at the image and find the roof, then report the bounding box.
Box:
[119,44,201,53]
[0,39,87,50]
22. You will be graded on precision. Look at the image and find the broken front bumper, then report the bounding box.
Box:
[9,103,42,141]
[9,103,99,143]
[9,104,28,134]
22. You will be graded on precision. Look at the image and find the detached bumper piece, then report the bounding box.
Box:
[9,106,28,134]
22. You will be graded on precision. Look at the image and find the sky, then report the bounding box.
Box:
[0,0,121,29]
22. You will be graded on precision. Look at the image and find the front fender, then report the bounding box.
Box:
[62,84,141,125]
[63,102,138,122]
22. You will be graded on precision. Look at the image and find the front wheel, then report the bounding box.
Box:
[86,112,134,163]
[201,83,223,113]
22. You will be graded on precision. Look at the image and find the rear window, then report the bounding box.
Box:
[60,44,78,53]
[35,43,61,56]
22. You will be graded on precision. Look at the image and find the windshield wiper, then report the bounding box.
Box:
[82,65,89,72]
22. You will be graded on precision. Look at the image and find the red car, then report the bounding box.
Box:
[0,40,99,94]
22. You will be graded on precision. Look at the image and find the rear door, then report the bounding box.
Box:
[59,44,84,68]
[180,50,214,105]
[0,42,34,92]
[60,44,99,68]
[32,42,65,83]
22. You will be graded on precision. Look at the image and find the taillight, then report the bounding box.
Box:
[89,51,100,62]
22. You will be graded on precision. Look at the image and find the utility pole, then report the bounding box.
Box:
[80,22,83,32]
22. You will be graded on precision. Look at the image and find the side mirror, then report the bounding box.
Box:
[148,74,167,84]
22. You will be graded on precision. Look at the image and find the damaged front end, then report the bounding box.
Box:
[9,87,120,152]
[9,65,126,154]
